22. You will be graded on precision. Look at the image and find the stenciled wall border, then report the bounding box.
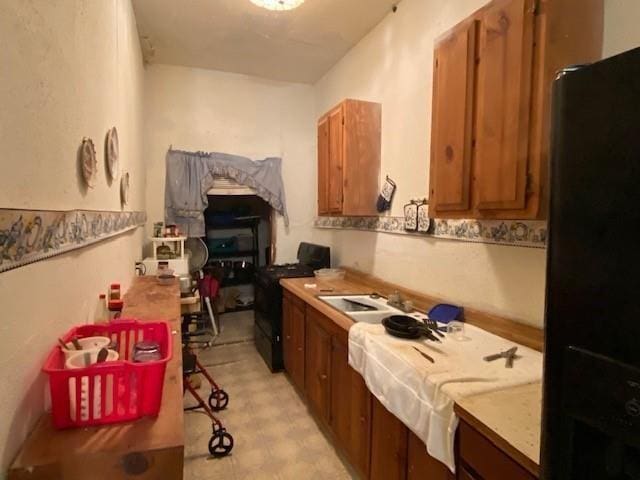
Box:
[314,216,547,248]
[0,208,147,273]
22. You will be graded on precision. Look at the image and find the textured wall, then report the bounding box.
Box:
[0,0,145,470]
[312,0,548,326]
[143,64,317,263]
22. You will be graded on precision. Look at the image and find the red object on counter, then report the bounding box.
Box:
[108,299,124,312]
[43,319,172,429]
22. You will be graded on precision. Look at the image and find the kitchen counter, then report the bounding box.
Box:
[9,276,184,480]
[281,275,543,476]
[455,382,542,476]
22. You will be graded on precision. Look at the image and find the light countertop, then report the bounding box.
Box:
[456,382,542,476]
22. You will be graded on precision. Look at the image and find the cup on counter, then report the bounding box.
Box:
[447,321,469,341]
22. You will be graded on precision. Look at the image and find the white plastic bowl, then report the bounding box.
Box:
[65,349,119,369]
[314,268,346,281]
[61,336,111,362]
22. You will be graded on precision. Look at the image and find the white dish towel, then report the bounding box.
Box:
[348,322,543,473]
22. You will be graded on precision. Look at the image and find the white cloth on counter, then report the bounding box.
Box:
[348,321,543,473]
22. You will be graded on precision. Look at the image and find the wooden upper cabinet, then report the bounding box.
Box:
[430,19,478,214]
[317,99,381,216]
[474,0,535,212]
[429,0,604,219]
[317,116,330,215]
[327,106,344,213]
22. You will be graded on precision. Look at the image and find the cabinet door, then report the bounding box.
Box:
[305,310,332,422]
[407,430,454,480]
[317,116,330,215]
[282,296,294,375]
[474,0,535,211]
[327,105,344,213]
[370,397,409,480]
[283,297,305,392]
[458,465,482,480]
[330,337,372,478]
[429,19,478,215]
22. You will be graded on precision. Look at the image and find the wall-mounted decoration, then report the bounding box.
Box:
[417,200,430,233]
[403,201,418,231]
[314,216,546,249]
[120,172,130,206]
[105,127,119,181]
[376,175,396,213]
[0,209,146,273]
[80,137,97,188]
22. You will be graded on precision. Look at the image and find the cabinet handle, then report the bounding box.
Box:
[297,347,303,352]
[360,416,366,423]
[285,335,291,340]
[319,373,328,380]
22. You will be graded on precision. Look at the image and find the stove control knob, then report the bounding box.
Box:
[625,398,640,417]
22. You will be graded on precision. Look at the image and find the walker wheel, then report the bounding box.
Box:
[212,422,223,435]
[208,389,229,411]
[208,431,234,457]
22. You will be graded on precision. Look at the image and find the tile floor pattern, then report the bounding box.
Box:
[184,341,357,479]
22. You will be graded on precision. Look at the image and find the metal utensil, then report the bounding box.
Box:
[412,346,435,363]
[57,338,68,350]
[424,318,445,338]
[96,348,109,363]
[71,337,82,350]
[483,346,519,368]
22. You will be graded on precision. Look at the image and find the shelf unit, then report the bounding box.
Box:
[206,216,260,319]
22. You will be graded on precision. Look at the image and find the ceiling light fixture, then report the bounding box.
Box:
[250,0,305,11]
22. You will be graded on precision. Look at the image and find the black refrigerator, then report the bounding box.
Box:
[542,47,640,479]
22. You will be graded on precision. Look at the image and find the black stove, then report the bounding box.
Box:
[254,243,330,371]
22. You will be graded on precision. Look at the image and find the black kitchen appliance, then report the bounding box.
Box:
[254,242,330,371]
[542,47,640,479]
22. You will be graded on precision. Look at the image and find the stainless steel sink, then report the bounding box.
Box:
[318,295,401,323]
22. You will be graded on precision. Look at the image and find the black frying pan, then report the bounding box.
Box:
[382,315,440,342]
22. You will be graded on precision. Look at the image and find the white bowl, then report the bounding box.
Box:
[65,349,119,369]
[61,336,111,362]
[314,268,346,281]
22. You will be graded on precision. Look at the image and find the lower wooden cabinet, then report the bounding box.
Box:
[282,293,305,392]
[458,421,536,480]
[305,308,332,422]
[330,336,372,478]
[283,290,538,480]
[370,397,409,480]
[407,430,455,480]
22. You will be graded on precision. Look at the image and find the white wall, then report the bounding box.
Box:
[603,0,640,57]
[143,64,317,263]
[0,0,145,471]
[312,0,548,326]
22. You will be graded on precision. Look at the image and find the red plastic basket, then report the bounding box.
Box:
[43,319,172,429]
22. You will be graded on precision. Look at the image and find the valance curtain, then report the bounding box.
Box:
[164,149,288,237]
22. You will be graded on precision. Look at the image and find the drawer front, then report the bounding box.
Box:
[459,422,535,480]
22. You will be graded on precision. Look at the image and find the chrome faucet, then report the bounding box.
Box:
[387,291,414,313]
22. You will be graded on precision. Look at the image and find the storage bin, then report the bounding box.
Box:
[43,319,172,429]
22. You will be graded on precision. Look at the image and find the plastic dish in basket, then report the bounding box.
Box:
[314,268,346,281]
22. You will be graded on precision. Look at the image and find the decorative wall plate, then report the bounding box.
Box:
[105,126,119,180]
[80,137,97,188]
[120,171,130,206]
